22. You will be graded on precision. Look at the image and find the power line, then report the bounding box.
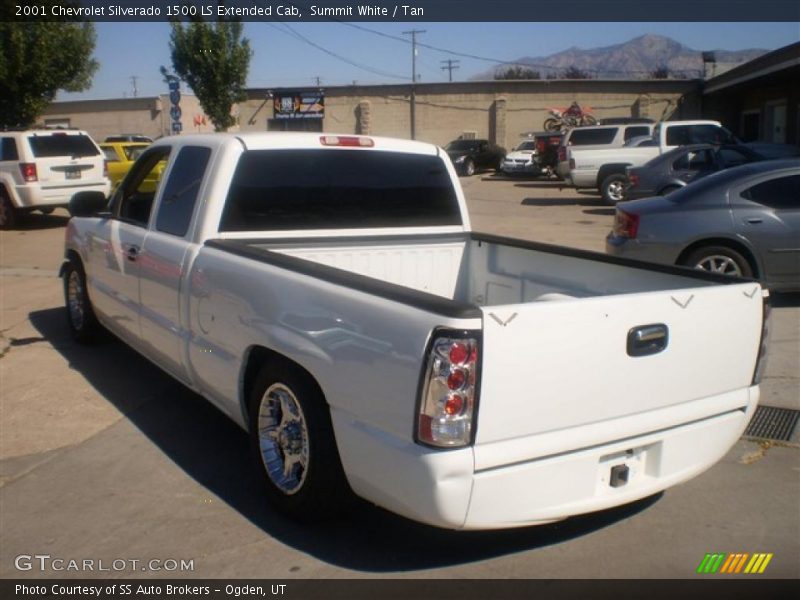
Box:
[440,59,460,82]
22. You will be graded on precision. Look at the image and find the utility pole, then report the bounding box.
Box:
[440,59,460,82]
[130,75,139,97]
[402,29,425,140]
[314,76,322,86]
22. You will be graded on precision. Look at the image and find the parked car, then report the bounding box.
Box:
[0,129,110,229]
[625,143,768,200]
[556,123,654,179]
[104,134,154,143]
[63,132,767,529]
[607,159,800,291]
[500,133,563,177]
[100,142,152,187]
[444,139,506,176]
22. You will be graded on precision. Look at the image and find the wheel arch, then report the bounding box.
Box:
[676,237,761,278]
[239,345,327,428]
[596,163,631,188]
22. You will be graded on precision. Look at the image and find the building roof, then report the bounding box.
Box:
[704,41,800,95]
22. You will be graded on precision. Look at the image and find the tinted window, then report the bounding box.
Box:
[624,126,651,141]
[741,175,800,210]
[446,140,479,151]
[28,134,100,158]
[221,150,462,232]
[114,147,171,227]
[102,147,119,162]
[718,148,754,168]
[568,128,616,146]
[673,149,715,171]
[124,146,148,161]
[666,125,732,146]
[156,146,210,237]
[0,138,19,161]
[516,141,536,151]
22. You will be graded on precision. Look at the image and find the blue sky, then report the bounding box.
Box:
[60,22,800,101]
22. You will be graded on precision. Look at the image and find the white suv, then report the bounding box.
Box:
[0,129,110,228]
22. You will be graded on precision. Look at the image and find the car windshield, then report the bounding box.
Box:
[515,141,537,151]
[446,140,478,151]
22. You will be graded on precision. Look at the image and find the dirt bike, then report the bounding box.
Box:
[543,106,597,131]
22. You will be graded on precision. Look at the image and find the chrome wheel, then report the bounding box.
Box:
[694,255,744,276]
[606,180,625,202]
[67,270,85,331]
[257,383,309,495]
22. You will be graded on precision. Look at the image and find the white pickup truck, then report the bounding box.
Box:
[62,132,768,530]
[566,120,736,203]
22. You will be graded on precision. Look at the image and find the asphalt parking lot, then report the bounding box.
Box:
[1,175,798,581]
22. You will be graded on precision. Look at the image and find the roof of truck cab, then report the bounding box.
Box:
[151,132,441,155]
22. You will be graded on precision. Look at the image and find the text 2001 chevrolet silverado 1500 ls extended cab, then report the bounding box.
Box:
[62,133,769,530]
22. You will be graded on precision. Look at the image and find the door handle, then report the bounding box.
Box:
[627,324,669,357]
[745,218,763,224]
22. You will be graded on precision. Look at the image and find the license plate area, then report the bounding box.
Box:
[65,168,81,180]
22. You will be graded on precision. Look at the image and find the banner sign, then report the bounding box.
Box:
[273,92,325,120]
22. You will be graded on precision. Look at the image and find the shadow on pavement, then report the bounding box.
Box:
[771,292,800,308]
[514,182,567,189]
[10,212,69,231]
[522,197,601,208]
[583,208,616,217]
[30,306,663,573]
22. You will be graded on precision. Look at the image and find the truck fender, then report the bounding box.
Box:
[596,163,632,188]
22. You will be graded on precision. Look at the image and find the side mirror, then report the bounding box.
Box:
[69,191,109,218]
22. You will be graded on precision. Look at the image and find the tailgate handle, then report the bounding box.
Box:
[627,324,668,357]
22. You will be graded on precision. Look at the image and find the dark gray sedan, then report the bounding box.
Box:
[606,159,800,291]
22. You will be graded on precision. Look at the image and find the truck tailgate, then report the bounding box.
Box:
[475,282,764,446]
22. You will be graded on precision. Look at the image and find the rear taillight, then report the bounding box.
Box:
[558,147,566,162]
[752,293,771,385]
[613,209,640,239]
[536,140,546,153]
[628,173,639,187]
[20,163,37,182]
[417,331,480,448]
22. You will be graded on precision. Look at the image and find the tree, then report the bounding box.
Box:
[650,65,670,79]
[167,18,252,132]
[560,66,593,79]
[495,65,541,80]
[0,15,98,128]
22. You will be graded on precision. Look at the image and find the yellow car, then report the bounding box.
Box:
[100,142,150,187]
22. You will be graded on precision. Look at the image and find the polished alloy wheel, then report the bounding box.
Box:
[607,180,625,203]
[257,383,309,495]
[695,255,743,276]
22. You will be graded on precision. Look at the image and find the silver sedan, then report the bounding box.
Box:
[606,159,800,292]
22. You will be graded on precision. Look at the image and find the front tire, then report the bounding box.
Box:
[600,173,628,205]
[683,246,753,278]
[462,158,476,177]
[249,362,353,521]
[63,257,101,343]
[543,118,560,132]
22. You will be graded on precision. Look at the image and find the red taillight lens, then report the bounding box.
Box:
[613,209,640,239]
[628,173,639,187]
[536,140,546,153]
[320,135,374,147]
[417,333,480,448]
[20,163,37,182]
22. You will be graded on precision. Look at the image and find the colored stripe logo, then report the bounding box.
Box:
[697,553,773,574]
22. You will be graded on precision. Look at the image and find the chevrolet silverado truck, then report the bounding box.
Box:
[565,120,736,204]
[62,132,769,530]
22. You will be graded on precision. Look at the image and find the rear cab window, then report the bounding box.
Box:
[220,149,462,232]
[567,128,617,146]
[624,126,652,141]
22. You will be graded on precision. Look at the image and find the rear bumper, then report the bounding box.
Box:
[13,181,111,209]
[333,386,758,530]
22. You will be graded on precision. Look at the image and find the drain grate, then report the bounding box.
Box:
[744,406,800,442]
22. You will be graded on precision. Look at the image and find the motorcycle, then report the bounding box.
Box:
[543,104,597,131]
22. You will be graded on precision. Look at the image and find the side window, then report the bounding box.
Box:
[0,138,19,161]
[718,148,752,168]
[672,150,714,171]
[624,126,651,141]
[741,175,800,210]
[155,146,211,237]
[568,128,617,145]
[112,147,171,228]
[102,147,120,162]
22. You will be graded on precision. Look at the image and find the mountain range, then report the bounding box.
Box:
[470,34,767,80]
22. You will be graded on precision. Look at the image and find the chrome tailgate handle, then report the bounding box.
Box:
[627,324,669,357]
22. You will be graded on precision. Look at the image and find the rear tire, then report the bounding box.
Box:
[462,158,475,177]
[600,173,628,205]
[0,191,17,230]
[683,246,754,278]
[63,257,101,343]
[249,362,353,521]
[543,118,560,132]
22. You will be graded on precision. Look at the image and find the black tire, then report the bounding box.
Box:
[543,118,560,132]
[600,173,628,205]
[0,190,17,230]
[659,185,681,196]
[248,361,353,521]
[462,158,475,177]
[682,246,754,279]
[63,257,101,343]
[39,207,55,215]
[495,156,505,172]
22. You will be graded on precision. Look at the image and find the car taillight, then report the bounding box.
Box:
[320,135,374,147]
[628,173,639,187]
[613,209,640,239]
[752,294,772,385]
[417,331,480,448]
[558,147,566,162]
[20,163,37,182]
[536,140,546,153]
